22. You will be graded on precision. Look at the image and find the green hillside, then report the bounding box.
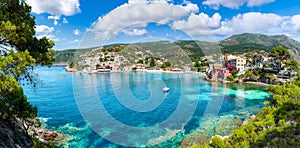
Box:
[54,48,95,63]
[220,33,300,54]
[54,33,300,63]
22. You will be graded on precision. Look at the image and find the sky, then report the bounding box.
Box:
[26,0,300,50]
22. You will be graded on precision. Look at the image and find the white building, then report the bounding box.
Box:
[236,57,247,74]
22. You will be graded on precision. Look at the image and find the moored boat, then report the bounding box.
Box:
[163,87,170,92]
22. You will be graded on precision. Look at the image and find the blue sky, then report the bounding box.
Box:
[26,0,300,50]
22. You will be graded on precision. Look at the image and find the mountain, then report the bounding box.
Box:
[219,33,300,63]
[220,33,300,54]
[54,33,300,63]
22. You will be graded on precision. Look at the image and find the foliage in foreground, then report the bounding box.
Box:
[191,73,300,147]
[0,0,55,147]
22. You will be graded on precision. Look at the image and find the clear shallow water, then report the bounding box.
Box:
[23,66,270,147]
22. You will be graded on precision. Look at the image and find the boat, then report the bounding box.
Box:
[163,87,170,92]
[97,68,111,72]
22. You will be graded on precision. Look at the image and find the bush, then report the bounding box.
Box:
[226,75,235,82]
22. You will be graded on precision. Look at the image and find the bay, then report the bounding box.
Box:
[23,66,270,147]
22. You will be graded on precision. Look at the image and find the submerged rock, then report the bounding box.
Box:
[180,114,247,148]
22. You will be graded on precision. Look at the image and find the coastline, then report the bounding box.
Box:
[63,66,207,76]
[24,118,64,144]
[203,77,271,86]
[243,81,270,86]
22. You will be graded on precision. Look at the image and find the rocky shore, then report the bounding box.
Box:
[64,66,77,72]
[25,120,64,144]
[204,76,271,86]
[0,117,63,148]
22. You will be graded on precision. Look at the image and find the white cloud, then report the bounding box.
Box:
[35,25,59,42]
[181,0,199,13]
[172,13,221,35]
[247,0,275,7]
[26,0,81,16]
[171,11,300,40]
[70,39,80,44]
[35,25,54,34]
[37,34,60,42]
[123,29,148,36]
[73,29,81,36]
[90,0,197,41]
[48,15,60,20]
[291,15,300,31]
[202,0,275,9]
[48,15,61,26]
[212,12,284,35]
[53,21,58,26]
[128,0,174,4]
[63,18,69,24]
[209,13,222,28]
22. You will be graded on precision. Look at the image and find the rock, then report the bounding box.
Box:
[213,134,229,140]
[242,115,256,125]
[32,127,63,143]
[238,111,247,115]
[18,118,64,144]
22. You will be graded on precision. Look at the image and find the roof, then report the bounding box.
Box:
[135,64,147,67]
[214,67,227,71]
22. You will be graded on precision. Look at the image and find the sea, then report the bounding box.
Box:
[22,66,271,148]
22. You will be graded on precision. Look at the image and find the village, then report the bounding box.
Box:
[66,46,299,85]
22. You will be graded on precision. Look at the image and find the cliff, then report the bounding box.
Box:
[0,117,62,148]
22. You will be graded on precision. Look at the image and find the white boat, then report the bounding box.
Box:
[97,68,111,72]
[163,87,170,92]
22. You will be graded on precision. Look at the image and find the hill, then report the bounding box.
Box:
[54,48,95,63]
[220,33,300,54]
[54,33,300,63]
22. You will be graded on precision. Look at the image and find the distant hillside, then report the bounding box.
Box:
[219,33,300,63]
[220,33,300,54]
[54,33,300,63]
[54,48,95,63]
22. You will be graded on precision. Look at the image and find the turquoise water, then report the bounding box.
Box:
[23,66,270,147]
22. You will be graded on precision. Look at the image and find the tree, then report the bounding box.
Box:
[270,46,291,70]
[194,61,200,67]
[0,0,55,65]
[226,75,235,82]
[270,46,291,61]
[161,61,171,68]
[0,0,55,143]
[69,61,74,68]
[99,57,104,62]
[137,59,144,64]
[284,60,298,71]
[150,57,156,67]
[230,66,239,76]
